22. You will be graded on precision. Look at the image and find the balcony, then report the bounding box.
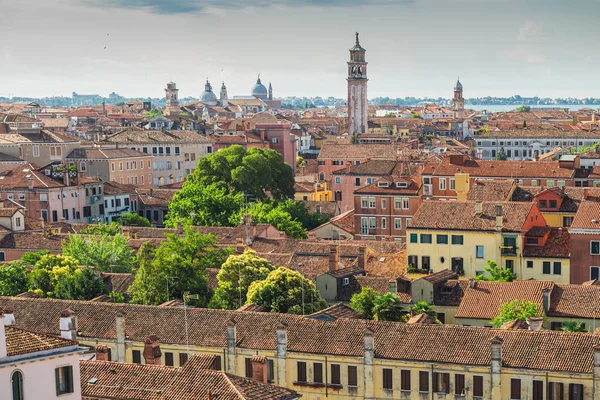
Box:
[500,245,517,256]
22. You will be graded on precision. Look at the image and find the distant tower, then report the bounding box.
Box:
[268,82,273,101]
[165,82,179,107]
[453,78,465,119]
[220,81,228,107]
[347,32,368,136]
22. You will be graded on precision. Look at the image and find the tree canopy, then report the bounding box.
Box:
[560,321,587,332]
[410,301,438,319]
[491,299,542,327]
[246,267,327,314]
[119,213,151,227]
[475,260,516,282]
[209,250,275,310]
[372,293,405,321]
[350,287,381,320]
[62,234,137,273]
[0,261,28,296]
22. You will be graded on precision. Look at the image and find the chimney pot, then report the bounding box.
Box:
[526,317,544,331]
[2,307,15,326]
[329,245,339,271]
[542,287,551,314]
[469,278,475,289]
[95,345,111,361]
[250,355,268,383]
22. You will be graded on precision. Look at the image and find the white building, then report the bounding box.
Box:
[1,309,82,400]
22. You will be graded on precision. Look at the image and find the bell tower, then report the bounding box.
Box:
[452,78,465,119]
[165,82,179,107]
[347,32,368,136]
[220,81,228,107]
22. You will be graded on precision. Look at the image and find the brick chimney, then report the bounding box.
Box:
[2,306,15,325]
[542,287,551,314]
[143,335,162,365]
[250,355,268,383]
[95,345,111,361]
[116,311,126,362]
[490,336,503,398]
[329,245,339,271]
[495,205,503,231]
[59,309,77,340]
[0,310,6,359]
[358,245,368,270]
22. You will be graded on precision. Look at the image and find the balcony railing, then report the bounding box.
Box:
[500,245,517,256]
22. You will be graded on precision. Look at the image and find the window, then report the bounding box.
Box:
[543,261,551,274]
[420,234,432,244]
[330,364,341,385]
[369,217,376,230]
[111,162,115,172]
[402,198,409,209]
[553,262,562,275]
[439,178,447,190]
[132,349,142,364]
[548,382,564,400]
[394,198,402,209]
[455,374,465,396]
[335,177,341,184]
[591,241,600,255]
[381,217,387,230]
[348,366,358,387]
[527,260,534,269]
[382,368,393,390]
[381,198,386,209]
[245,358,253,378]
[355,177,361,186]
[175,146,180,155]
[410,233,418,243]
[533,380,544,400]
[297,361,307,382]
[476,245,484,258]
[592,266,600,280]
[361,197,368,209]
[451,235,464,245]
[532,180,538,186]
[11,371,23,400]
[267,359,274,383]
[33,145,40,157]
[313,362,323,384]
[569,383,584,400]
[557,180,566,187]
[432,372,449,394]
[394,218,401,230]
[369,197,376,208]
[401,370,411,391]
[547,180,555,187]
[539,200,547,208]
[549,200,557,208]
[437,234,448,244]
[165,352,174,366]
[179,353,189,366]
[55,366,74,395]
[563,216,574,227]
[15,217,21,228]
[419,371,429,393]
[422,256,431,270]
[510,378,521,399]
[449,178,455,190]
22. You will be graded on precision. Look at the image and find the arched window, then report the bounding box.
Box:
[11,371,23,400]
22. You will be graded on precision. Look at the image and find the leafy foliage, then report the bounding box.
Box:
[475,260,516,282]
[560,320,587,332]
[129,229,232,306]
[209,250,275,310]
[145,109,163,118]
[516,105,531,112]
[373,293,405,321]
[0,261,29,296]
[21,250,50,265]
[491,299,542,328]
[119,213,151,227]
[230,202,306,239]
[62,234,137,273]
[410,301,438,319]
[108,291,125,303]
[350,287,381,320]
[81,222,121,236]
[53,266,105,300]
[246,267,327,314]
[496,146,508,161]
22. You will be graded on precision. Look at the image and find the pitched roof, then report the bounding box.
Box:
[522,228,570,258]
[354,178,421,195]
[3,325,77,357]
[317,143,397,160]
[104,128,214,144]
[570,200,600,230]
[66,147,149,160]
[409,201,535,232]
[548,284,600,319]
[421,269,459,285]
[424,158,574,179]
[0,164,65,189]
[2,296,600,373]
[467,179,515,202]
[331,160,399,176]
[306,303,364,320]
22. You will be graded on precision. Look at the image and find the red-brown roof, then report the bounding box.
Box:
[424,158,574,179]
[4,325,77,357]
[570,200,600,230]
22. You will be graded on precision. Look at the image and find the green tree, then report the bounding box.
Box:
[53,267,105,300]
[560,321,587,332]
[491,299,542,328]
[384,112,396,117]
[27,255,80,298]
[209,250,275,310]
[62,234,136,273]
[230,202,306,239]
[277,200,330,231]
[115,101,125,106]
[128,242,163,305]
[497,146,508,161]
[350,287,381,320]
[410,113,421,118]
[20,250,50,265]
[108,291,125,303]
[246,267,327,314]
[475,260,516,282]
[81,222,121,236]
[0,261,29,296]
[373,293,405,321]
[296,156,307,168]
[167,183,244,227]
[129,228,232,306]
[516,105,531,113]
[119,213,151,227]
[145,109,162,118]
[410,301,438,319]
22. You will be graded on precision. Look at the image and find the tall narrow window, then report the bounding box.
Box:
[179,353,189,366]
[348,366,358,387]
[473,376,483,398]
[297,362,307,383]
[313,362,323,384]
[455,374,465,396]
[510,378,522,400]
[12,371,23,400]
[132,350,141,364]
[533,380,544,400]
[419,371,429,393]
[401,370,411,391]
[55,366,74,395]
[165,352,174,366]
[568,383,584,400]
[331,364,341,385]
[383,368,393,390]
[245,358,252,378]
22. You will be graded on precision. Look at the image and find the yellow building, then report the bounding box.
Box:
[1,296,599,400]
[406,201,550,280]
[294,181,333,202]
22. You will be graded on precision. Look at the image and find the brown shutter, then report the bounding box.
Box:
[132,350,141,364]
[455,374,465,395]
[383,368,393,390]
[419,371,429,392]
[432,372,439,393]
[313,363,323,384]
[297,361,307,382]
[245,358,253,378]
[165,352,174,366]
[179,352,189,367]
[443,373,450,394]
[401,370,411,391]
[348,366,358,387]
[473,376,483,397]
[533,380,543,400]
[511,379,522,400]
[331,364,341,385]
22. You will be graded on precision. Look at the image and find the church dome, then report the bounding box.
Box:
[455,79,463,91]
[251,76,268,99]
[200,79,218,106]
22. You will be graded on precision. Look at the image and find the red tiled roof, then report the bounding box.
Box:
[425,158,574,179]
[522,228,570,258]
[548,284,600,319]
[4,325,76,357]
[570,200,600,230]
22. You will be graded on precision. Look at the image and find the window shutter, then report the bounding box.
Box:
[55,368,61,396]
[473,375,483,397]
[511,378,521,399]
[67,366,74,393]
[419,371,429,392]
[432,372,438,393]
[331,364,340,385]
[313,363,323,383]
[348,366,357,387]
[443,373,450,393]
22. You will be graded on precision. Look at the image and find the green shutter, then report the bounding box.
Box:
[67,366,74,393]
[55,368,61,396]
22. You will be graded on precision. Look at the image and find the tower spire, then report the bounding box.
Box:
[355,32,359,45]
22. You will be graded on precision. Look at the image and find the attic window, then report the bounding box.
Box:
[396,182,408,188]
[440,286,452,294]
[88,378,98,385]
[377,182,390,188]
[342,277,350,286]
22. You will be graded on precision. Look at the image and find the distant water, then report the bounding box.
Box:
[467,104,599,112]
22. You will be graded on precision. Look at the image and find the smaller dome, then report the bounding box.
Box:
[200,79,218,106]
[455,79,463,91]
[251,76,268,98]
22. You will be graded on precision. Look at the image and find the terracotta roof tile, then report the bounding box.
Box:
[426,158,573,179]
[317,143,397,160]
[522,228,570,258]
[467,179,515,201]
[570,200,600,230]
[4,325,76,357]
[548,284,600,319]
[306,303,364,320]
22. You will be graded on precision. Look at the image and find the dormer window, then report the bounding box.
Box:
[377,182,389,187]
[539,200,547,208]
[396,182,408,188]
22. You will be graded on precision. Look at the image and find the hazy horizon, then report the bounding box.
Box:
[1,0,599,99]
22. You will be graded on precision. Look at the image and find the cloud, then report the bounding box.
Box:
[86,0,412,14]
[517,20,543,41]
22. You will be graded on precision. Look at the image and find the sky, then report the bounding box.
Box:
[1,0,599,99]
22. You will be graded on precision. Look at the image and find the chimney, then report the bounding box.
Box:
[542,287,551,314]
[177,221,183,234]
[250,355,268,383]
[345,161,351,174]
[495,205,503,231]
[594,345,600,391]
[275,322,287,385]
[151,221,157,228]
[28,179,34,190]
[2,306,15,325]
[388,279,397,294]
[116,311,126,362]
[102,101,106,116]
[122,228,130,238]
[526,317,544,331]
[63,169,70,186]
[358,245,368,270]
[59,309,77,340]
[95,345,111,361]
[363,328,375,398]
[584,189,590,200]
[226,318,236,374]
[469,278,475,289]
[475,201,483,215]
[329,245,339,271]
[143,335,162,365]
[0,310,6,359]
